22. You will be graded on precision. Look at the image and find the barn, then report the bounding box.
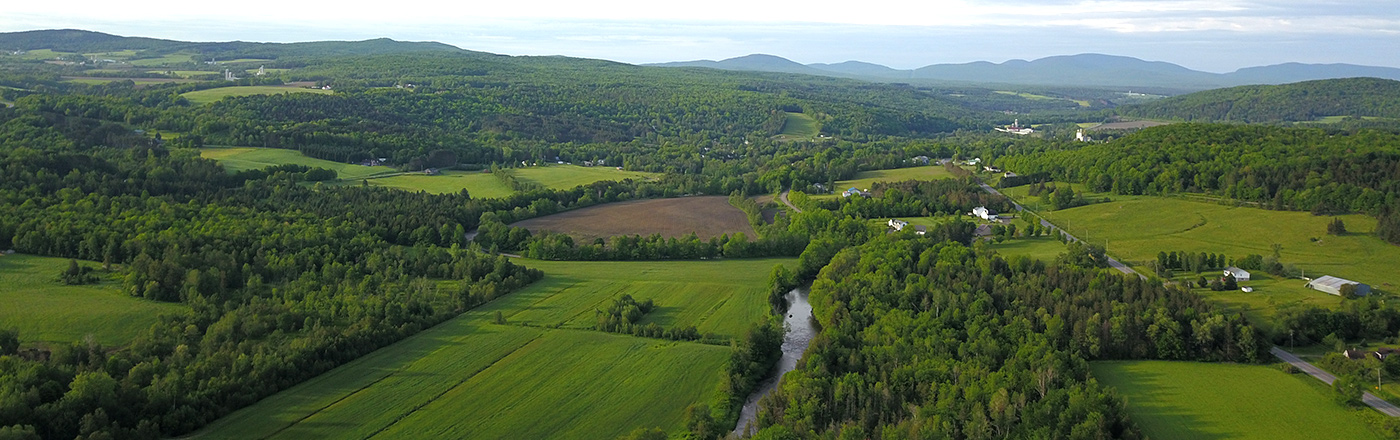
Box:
[1224,267,1251,281]
[1305,275,1371,297]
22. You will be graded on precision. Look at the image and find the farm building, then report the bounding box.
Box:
[913,225,927,236]
[842,187,869,198]
[974,224,994,238]
[1305,275,1371,297]
[1224,267,1251,281]
[888,219,908,231]
[972,206,998,221]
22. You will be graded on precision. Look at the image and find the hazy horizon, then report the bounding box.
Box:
[3,0,1398,73]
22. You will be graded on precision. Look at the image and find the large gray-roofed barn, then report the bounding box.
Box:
[1306,275,1371,296]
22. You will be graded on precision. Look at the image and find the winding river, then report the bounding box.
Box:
[733,286,818,437]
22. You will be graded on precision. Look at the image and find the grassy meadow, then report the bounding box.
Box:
[181,86,332,105]
[1000,183,1394,323]
[0,254,185,346]
[818,165,955,197]
[200,147,395,179]
[128,53,199,67]
[777,112,819,139]
[365,170,514,198]
[514,164,657,190]
[193,258,790,439]
[1092,361,1382,440]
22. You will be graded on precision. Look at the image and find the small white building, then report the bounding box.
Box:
[1224,267,1251,281]
[1075,129,1092,142]
[972,206,998,221]
[1241,286,1254,293]
[888,219,908,231]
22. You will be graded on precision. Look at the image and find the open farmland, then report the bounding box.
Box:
[818,165,955,197]
[512,196,757,241]
[1000,184,1394,323]
[193,258,789,439]
[1092,361,1381,440]
[0,254,186,346]
[514,164,657,190]
[366,170,513,198]
[181,85,332,105]
[200,147,395,179]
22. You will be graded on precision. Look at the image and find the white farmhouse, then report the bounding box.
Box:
[972,206,998,221]
[1224,267,1251,281]
[888,219,908,231]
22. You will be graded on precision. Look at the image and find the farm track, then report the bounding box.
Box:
[779,190,803,213]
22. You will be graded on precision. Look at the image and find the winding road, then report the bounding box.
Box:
[778,189,803,213]
[1272,346,1400,416]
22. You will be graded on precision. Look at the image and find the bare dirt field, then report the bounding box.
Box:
[511,196,756,241]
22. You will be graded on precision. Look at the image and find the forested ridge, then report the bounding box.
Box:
[1117,77,1400,123]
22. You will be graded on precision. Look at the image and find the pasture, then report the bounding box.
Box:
[0,254,185,346]
[777,112,819,139]
[62,77,190,86]
[181,86,332,105]
[1000,184,1393,323]
[149,70,220,78]
[512,196,757,241]
[513,164,657,190]
[366,170,514,198]
[487,258,790,337]
[1092,361,1381,440]
[193,258,789,439]
[199,147,395,179]
[990,236,1068,262]
[819,166,955,197]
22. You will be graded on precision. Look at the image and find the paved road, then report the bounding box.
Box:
[1272,346,1400,416]
[977,183,1145,280]
[778,189,803,213]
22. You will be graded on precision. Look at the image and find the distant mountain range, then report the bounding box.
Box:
[648,54,1400,91]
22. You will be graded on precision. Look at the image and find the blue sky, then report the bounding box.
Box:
[3,0,1397,72]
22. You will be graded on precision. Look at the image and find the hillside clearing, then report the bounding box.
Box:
[365,170,513,198]
[181,86,332,105]
[776,112,819,139]
[1093,361,1381,440]
[199,147,395,179]
[512,196,756,241]
[514,164,657,190]
[0,254,186,346]
[815,166,955,197]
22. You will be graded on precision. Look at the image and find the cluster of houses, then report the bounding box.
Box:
[359,157,389,167]
[994,119,1034,135]
[887,219,926,235]
[1344,347,1400,361]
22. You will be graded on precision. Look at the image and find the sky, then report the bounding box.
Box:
[2,0,1398,72]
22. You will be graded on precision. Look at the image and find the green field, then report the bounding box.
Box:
[4,49,74,61]
[777,112,819,138]
[0,254,186,346]
[1093,361,1382,440]
[182,86,332,105]
[367,170,514,198]
[200,147,395,179]
[821,166,955,196]
[491,258,788,337]
[990,236,1069,261]
[148,70,219,78]
[193,258,790,439]
[514,164,657,190]
[1000,184,1394,323]
[128,53,198,67]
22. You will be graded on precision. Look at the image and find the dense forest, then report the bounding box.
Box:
[748,236,1264,439]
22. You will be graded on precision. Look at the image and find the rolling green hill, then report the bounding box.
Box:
[1118,77,1400,122]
